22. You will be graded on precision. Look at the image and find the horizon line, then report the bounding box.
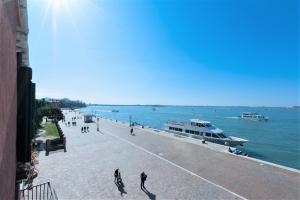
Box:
[37,97,299,108]
[85,103,299,108]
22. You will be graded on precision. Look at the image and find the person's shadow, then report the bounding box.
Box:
[115,178,127,196]
[142,188,156,200]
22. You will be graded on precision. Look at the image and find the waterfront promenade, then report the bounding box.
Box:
[34,111,300,200]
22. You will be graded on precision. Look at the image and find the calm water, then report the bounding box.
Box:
[79,105,300,170]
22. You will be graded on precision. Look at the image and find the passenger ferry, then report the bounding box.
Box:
[164,119,247,147]
[240,112,268,122]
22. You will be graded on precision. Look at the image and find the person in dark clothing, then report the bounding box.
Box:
[87,126,89,132]
[114,169,119,183]
[81,127,83,133]
[140,172,147,189]
[84,126,86,133]
[130,128,133,135]
[114,168,127,196]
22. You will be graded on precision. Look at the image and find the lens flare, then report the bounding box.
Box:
[39,0,100,66]
[49,0,66,11]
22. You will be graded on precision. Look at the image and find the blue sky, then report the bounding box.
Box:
[28,0,299,106]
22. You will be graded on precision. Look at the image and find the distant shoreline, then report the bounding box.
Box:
[86,104,300,108]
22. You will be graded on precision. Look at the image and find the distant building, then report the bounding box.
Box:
[84,115,94,123]
[42,97,60,103]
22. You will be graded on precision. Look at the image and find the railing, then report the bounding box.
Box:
[20,182,57,200]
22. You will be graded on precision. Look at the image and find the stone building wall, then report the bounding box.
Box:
[16,0,29,67]
[0,0,29,199]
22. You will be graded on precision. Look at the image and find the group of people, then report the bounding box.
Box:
[81,126,89,133]
[114,169,148,190]
[64,121,77,127]
[63,116,79,127]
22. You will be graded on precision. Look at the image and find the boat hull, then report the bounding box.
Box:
[240,117,268,122]
[164,129,247,147]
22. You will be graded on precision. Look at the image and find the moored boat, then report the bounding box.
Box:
[240,112,268,122]
[164,119,247,147]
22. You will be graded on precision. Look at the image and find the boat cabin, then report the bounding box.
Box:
[190,119,212,127]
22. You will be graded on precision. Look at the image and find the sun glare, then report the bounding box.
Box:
[40,0,98,65]
[48,0,68,12]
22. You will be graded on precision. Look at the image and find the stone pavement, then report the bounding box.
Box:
[34,111,300,200]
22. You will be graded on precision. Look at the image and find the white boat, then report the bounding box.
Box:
[240,112,268,122]
[164,119,247,147]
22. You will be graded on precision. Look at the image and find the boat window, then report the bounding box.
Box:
[200,132,203,136]
[194,131,200,135]
[191,122,196,126]
[205,132,211,137]
[174,128,182,132]
[217,133,226,138]
[212,133,219,138]
[185,130,190,133]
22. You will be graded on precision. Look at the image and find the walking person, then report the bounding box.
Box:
[84,126,86,133]
[130,127,133,135]
[81,127,83,133]
[87,126,89,132]
[114,168,119,183]
[140,172,147,189]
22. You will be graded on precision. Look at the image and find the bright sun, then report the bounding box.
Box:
[48,0,68,12]
[42,0,93,38]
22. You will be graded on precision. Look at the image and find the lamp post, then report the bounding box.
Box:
[97,117,99,132]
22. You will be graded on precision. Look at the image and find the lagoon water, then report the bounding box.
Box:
[79,105,300,170]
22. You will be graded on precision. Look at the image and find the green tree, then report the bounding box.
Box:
[36,99,63,128]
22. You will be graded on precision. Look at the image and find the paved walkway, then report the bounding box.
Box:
[34,111,300,200]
